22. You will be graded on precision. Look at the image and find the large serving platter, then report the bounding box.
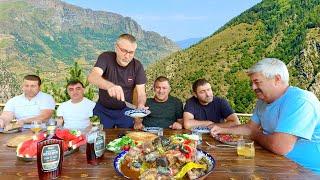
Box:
[113,149,216,179]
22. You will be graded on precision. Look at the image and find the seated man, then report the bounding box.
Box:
[183,78,240,129]
[56,80,96,130]
[143,76,183,129]
[0,75,55,128]
[210,58,320,174]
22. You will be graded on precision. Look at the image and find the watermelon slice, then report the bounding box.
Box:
[16,139,33,157]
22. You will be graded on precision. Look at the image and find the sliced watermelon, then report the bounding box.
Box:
[72,139,86,149]
[68,135,85,147]
[16,139,33,157]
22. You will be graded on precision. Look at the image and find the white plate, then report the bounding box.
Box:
[191,126,211,134]
[124,109,151,118]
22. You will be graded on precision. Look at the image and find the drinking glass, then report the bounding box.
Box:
[237,139,255,158]
[31,121,41,135]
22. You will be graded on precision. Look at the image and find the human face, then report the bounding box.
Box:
[195,83,213,105]
[154,81,170,102]
[22,80,40,100]
[67,83,84,103]
[115,39,137,67]
[250,72,278,103]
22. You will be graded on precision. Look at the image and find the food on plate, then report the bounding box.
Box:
[4,122,22,132]
[215,134,242,144]
[6,134,33,147]
[126,131,158,142]
[16,129,86,160]
[118,134,212,179]
[106,136,137,153]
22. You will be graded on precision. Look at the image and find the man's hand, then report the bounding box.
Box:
[169,122,182,130]
[134,122,144,130]
[107,85,124,101]
[210,125,225,137]
[207,122,215,129]
[16,120,25,127]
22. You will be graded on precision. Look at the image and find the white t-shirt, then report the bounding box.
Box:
[56,97,96,130]
[3,91,56,120]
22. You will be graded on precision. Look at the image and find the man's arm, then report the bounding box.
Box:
[209,113,240,128]
[251,130,297,155]
[210,120,259,136]
[0,111,14,128]
[183,112,213,129]
[88,67,125,101]
[135,84,146,109]
[18,109,54,125]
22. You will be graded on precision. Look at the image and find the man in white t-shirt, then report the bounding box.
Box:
[0,75,55,128]
[56,80,95,130]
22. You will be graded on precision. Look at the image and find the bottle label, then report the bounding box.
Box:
[94,134,105,157]
[41,144,61,171]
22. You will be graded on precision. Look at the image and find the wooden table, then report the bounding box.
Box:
[0,128,318,179]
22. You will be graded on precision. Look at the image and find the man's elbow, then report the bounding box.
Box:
[183,120,192,130]
[269,144,294,156]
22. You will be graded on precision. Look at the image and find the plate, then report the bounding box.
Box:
[0,127,22,134]
[142,127,163,135]
[191,126,211,134]
[214,134,242,145]
[124,109,151,118]
[17,147,79,162]
[114,149,216,179]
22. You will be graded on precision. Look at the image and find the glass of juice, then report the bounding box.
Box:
[237,139,255,158]
[31,121,41,135]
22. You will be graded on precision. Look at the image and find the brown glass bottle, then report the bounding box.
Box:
[86,121,105,165]
[37,120,63,180]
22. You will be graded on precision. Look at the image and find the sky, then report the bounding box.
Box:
[63,0,262,41]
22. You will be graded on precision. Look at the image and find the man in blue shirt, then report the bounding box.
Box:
[183,78,240,129]
[211,58,320,174]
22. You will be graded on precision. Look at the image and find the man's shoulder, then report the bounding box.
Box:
[168,95,182,103]
[185,96,197,104]
[37,91,54,99]
[82,97,96,105]
[7,94,25,103]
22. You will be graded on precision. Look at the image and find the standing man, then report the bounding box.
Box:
[183,79,240,129]
[143,76,183,129]
[210,58,320,174]
[56,80,96,130]
[0,75,55,128]
[88,34,147,129]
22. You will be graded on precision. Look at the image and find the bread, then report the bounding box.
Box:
[6,134,33,147]
[126,131,157,142]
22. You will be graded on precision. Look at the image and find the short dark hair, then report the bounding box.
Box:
[66,80,84,88]
[192,79,209,92]
[154,76,170,87]
[23,75,41,86]
[118,33,136,43]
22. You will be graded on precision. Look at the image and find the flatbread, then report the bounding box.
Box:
[6,134,33,147]
[4,123,22,132]
[126,131,157,142]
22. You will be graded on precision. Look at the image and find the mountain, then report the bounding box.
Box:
[0,0,179,101]
[146,0,320,113]
[176,37,203,49]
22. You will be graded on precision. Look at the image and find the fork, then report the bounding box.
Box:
[205,141,237,148]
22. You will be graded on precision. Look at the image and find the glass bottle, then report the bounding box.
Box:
[86,116,106,165]
[37,119,63,180]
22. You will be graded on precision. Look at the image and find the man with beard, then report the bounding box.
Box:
[183,78,240,129]
[210,58,320,174]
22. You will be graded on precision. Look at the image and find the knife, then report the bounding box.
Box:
[124,101,137,109]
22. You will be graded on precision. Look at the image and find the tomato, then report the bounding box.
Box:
[183,139,191,145]
[122,145,130,151]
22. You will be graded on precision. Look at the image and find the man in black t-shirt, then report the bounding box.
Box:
[143,76,183,129]
[183,79,240,129]
[88,34,147,129]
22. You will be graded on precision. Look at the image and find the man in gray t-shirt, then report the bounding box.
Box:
[88,34,147,129]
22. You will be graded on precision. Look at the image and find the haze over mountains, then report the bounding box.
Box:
[147,0,320,113]
[0,0,179,102]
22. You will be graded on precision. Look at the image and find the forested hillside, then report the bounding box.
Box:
[146,0,320,113]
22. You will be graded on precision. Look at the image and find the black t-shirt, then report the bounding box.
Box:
[184,96,234,123]
[94,52,147,109]
[143,96,183,128]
